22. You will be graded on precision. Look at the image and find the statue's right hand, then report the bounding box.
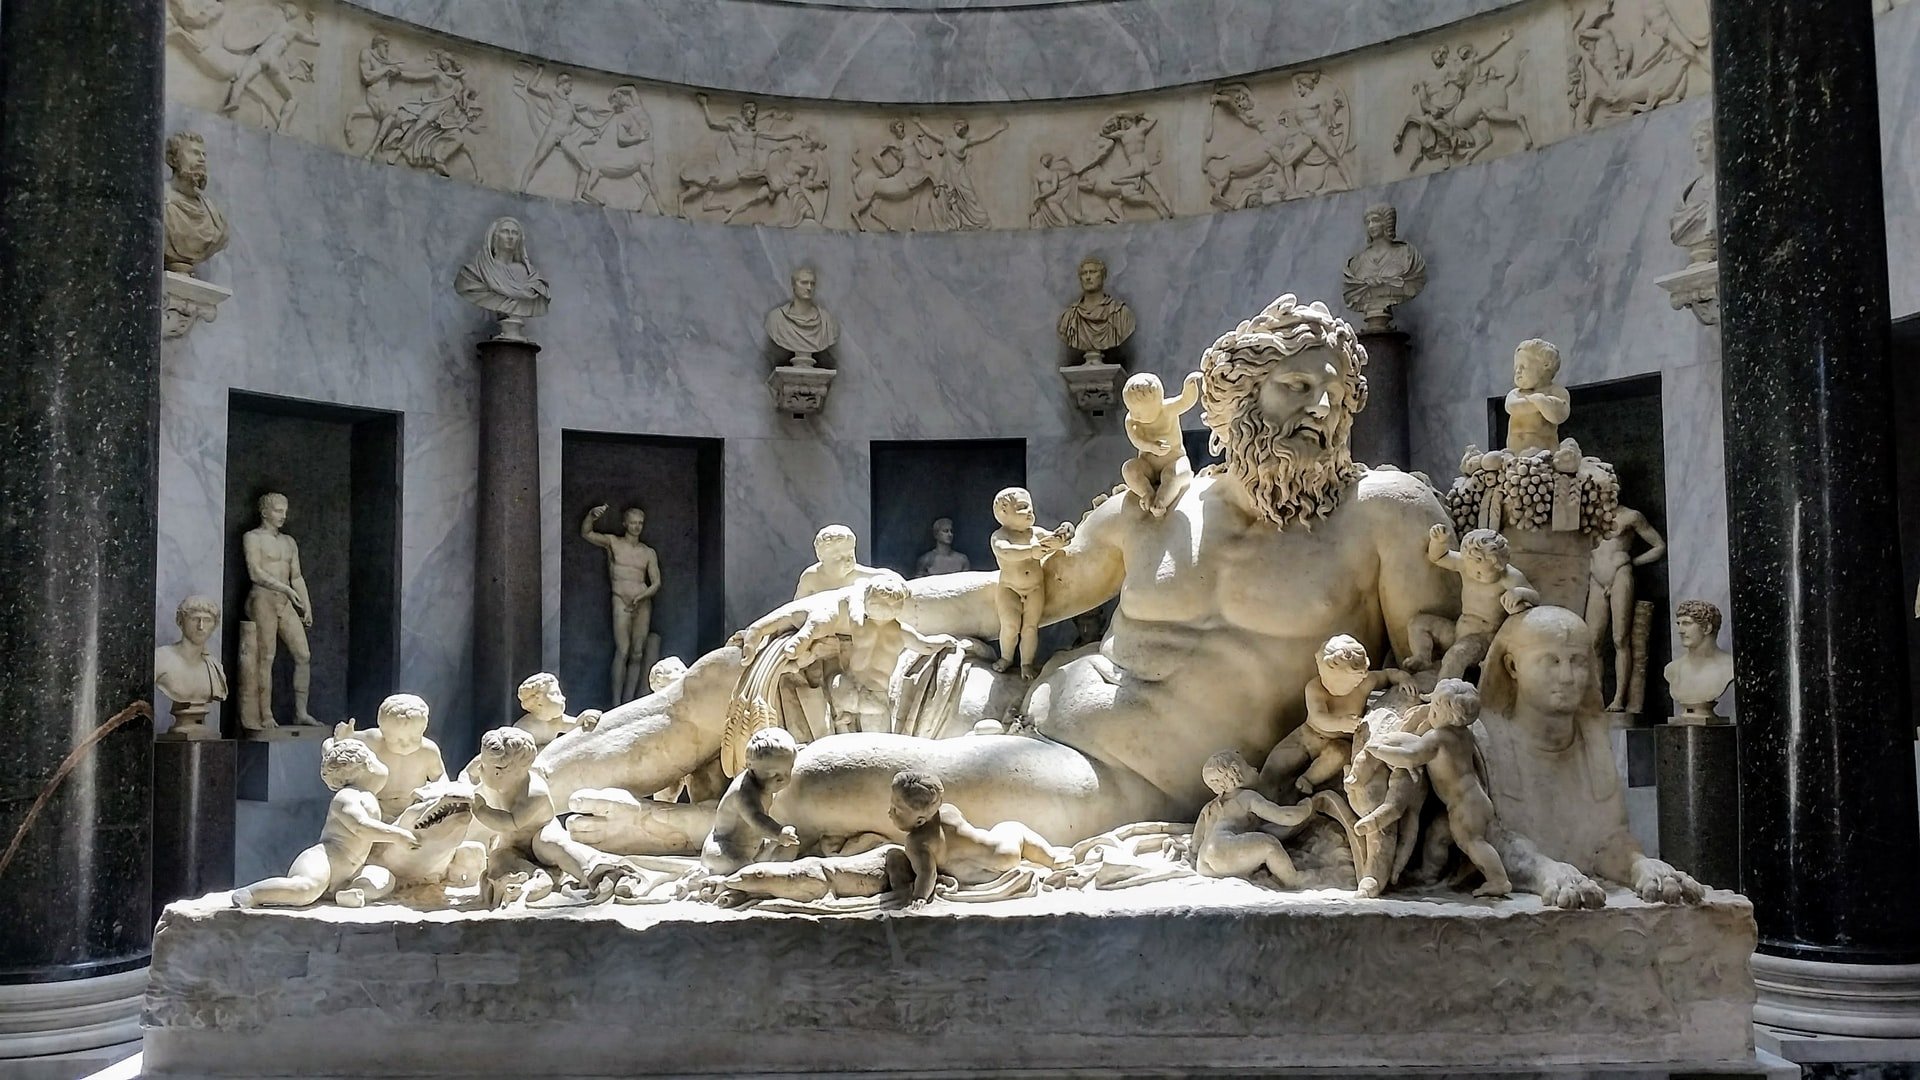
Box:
[589,503,607,518]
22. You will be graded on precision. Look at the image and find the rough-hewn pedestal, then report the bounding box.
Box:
[145,886,1757,1078]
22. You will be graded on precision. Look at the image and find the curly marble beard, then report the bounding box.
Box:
[1213,391,1363,531]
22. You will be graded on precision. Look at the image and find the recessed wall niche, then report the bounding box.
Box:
[1486,373,1672,726]
[560,432,725,713]
[870,439,1028,579]
[222,392,401,742]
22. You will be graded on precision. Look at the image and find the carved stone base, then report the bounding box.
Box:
[767,365,835,418]
[1655,260,1720,326]
[0,967,144,1062]
[1753,954,1920,1038]
[162,271,231,339]
[1060,360,1122,415]
[144,887,1756,1077]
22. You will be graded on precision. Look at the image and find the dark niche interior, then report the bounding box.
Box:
[869,439,1028,580]
[1487,372,1672,728]
[560,431,726,713]
[222,391,401,753]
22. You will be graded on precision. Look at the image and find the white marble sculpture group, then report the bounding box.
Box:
[236,291,1734,920]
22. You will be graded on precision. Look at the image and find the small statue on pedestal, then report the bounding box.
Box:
[580,504,662,705]
[889,769,1067,906]
[154,595,229,740]
[702,727,800,875]
[1664,599,1734,724]
[989,487,1074,678]
[913,517,971,577]
[232,739,419,909]
[1192,750,1315,887]
[1408,525,1539,681]
[239,492,322,734]
[1120,371,1201,517]
[1341,203,1426,332]
[1504,339,1570,454]
[1586,506,1667,713]
[456,216,552,341]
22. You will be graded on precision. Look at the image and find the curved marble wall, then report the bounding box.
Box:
[342,0,1526,103]
[172,0,1712,232]
[162,0,1920,878]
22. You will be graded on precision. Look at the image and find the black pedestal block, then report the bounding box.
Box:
[1656,723,1740,893]
[153,739,237,923]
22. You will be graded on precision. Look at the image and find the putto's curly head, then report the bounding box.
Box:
[1459,529,1511,566]
[1317,634,1372,675]
[1427,678,1482,726]
[1201,749,1257,794]
[1675,599,1723,637]
[516,672,563,710]
[890,769,945,812]
[1199,294,1368,530]
[480,726,539,770]
[377,693,431,732]
[745,727,798,766]
[320,739,382,791]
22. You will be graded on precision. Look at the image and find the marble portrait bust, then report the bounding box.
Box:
[1056,256,1136,364]
[456,216,552,339]
[163,131,229,276]
[764,267,839,367]
[154,594,229,739]
[1664,599,1734,723]
[913,517,971,577]
[1670,118,1717,266]
[1341,203,1426,332]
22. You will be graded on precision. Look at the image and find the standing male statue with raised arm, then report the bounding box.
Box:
[581,504,662,704]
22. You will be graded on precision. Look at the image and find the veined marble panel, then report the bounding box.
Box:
[167,0,1728,233]
[342,0,1527,104]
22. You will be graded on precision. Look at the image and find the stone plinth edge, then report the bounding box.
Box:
[143,886,1756,1077]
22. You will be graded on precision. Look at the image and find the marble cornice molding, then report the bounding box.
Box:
[172,0,1901,235]
[338,0,1528,105]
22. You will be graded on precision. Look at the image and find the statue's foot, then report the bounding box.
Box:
[1605,698,1628,713]
[991,657,1014,673]
[231,887,256,908]
[1356,875,1382,899]
[1020,665,1038,680]
[1632,857,1706,905]
[1535,862,1606,910]
[295,712,321,726]
[1472,878,1512,898]
[335,888,366,908]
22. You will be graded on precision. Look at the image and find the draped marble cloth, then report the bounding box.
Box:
[455,222,552,318]
[723,630,982,775]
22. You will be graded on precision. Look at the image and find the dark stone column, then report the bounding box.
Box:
[1654,724,1740,892]
[1712,0,1920,963]
[0,0,164,983]
[1353,330,1411,469]
[472,335,544,739]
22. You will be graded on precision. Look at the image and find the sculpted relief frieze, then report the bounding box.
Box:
[1203,74,1354,209]
[164,0,1739,232]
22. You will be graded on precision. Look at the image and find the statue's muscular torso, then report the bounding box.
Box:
[1029,469,1455,809]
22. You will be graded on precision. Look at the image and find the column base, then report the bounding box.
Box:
[1752,953,1920,1037]
[0,968,145,1062]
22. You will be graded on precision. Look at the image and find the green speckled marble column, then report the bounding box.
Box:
[0,0,163,982]
[1712,0,1920,963]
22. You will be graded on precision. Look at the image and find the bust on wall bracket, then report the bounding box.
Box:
[1057,255,1134,415]
[162,131,232,339]
[1655,118,1719,326]
[765,266,838,418]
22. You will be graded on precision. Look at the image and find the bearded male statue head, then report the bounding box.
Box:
[535,292,1458,858]
[1198,293,1370,530]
